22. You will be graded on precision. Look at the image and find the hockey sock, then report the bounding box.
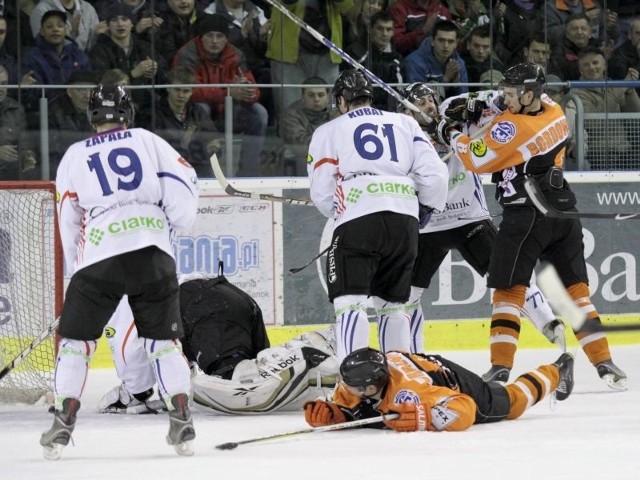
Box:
[333,295,370,362]
[407,286,425,354]
[505,364,558,420]
[489,286,527,369]
[54,338,97,408]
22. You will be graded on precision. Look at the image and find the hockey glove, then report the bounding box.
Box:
[418,204,435,229]
[443,97,468,122]
[384,403,431,432]
[465,98,488,123]
[304,400,347,427]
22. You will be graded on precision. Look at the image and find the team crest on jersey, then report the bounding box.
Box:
[104,326,116,338]
[394,389,420,404]
[490,121,516,144]
[470,140,487,157]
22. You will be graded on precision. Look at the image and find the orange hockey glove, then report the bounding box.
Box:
[384,403,430,432]
[304,400,347,427]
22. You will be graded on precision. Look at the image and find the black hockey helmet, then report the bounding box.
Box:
[500,62,546,98]
[87,84,135,126]
[401,82,440,106]
[339,348,389,392]
[332,69,373,105]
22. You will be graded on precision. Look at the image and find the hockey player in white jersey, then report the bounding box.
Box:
[307,69,448,361]
[41,85,198,459]
[400,83,567,379]
[99,272,338,415]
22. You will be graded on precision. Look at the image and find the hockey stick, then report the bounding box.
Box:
[263,0,427,118]
[215,413,399,450]
[524,177,640,220]
[0,317,60,382]
[209,154,314,205]
[289,246,330,274]
[536,264,640,332]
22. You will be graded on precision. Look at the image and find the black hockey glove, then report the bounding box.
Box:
[418,204,435,229]
[444,96,488,123]
[424,116,460,146]
[465,98,488,123]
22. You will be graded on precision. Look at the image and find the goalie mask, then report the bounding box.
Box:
[340,348,389,394]
[332,69,373,106]
[87,84,135,127]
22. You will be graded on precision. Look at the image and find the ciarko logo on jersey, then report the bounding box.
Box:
[470,140,488,157]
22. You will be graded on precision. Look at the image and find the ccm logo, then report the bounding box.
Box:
[239,204,270,212]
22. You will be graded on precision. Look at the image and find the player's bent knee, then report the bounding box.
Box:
[333,295,368,312]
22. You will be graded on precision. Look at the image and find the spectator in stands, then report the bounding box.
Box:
[21,10,91,107]
[549,12,599,80]
[523,33,552,71]
[389,0,452,57]
[93,0,161,40]
[156,0,204,64]
[48,70,97,176]
[460,25,504,88]
[138,66,222,178]
[0,65,37,180]
[608,17,640,89]
[608,1,640,47]
[89,3,168,111]
[279,76,330,176]
[403,20,468,98]
[173,13,267,177]
[449,0,490,46]
[493,0,543,66]
[203,0,271,122]
[343,0,386,48]
[344,10,403,111]
[0,16,19,84]
[543,0,619,48]
[100,67,130,86]
[3,0,37,58]
[573,46,640,170]
[29,0,101,52]
[266,0,351,123]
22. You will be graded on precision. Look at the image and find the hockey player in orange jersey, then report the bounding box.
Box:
[304,347,574,432]
[425,61,626,390]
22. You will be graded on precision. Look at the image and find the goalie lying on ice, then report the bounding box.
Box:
[99,272,338,414]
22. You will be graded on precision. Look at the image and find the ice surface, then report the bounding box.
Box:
[1,345,638,480]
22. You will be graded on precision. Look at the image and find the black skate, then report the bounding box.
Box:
[40,398,80,460]
[596,360,627,391]
[166,394,195,456]
[553,353,574,401]
[481,365,510,383]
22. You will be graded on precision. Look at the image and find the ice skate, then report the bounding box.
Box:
[542,319,566,352]
[481,365,511,383]
[40,398,80,460]
[166,394,195,456]
[596,360,627,391]
[552,353,574,401]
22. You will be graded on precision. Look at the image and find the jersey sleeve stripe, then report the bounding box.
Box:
[157,172,195,196]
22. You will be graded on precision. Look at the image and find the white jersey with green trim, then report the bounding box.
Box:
[56,127,199,274]
[420,90,504,233]
[307,106,448,228]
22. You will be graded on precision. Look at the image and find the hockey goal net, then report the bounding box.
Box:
[0,181,62,403]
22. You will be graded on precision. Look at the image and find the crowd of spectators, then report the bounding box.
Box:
[1,0,640,180]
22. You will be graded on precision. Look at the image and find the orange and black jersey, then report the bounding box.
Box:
[333,352,478,432]
[450,94,570,207]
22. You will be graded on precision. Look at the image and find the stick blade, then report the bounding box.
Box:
[215,442,239,451]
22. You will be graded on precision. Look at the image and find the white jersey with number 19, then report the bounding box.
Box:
[56,127,199,275]
[307,106,448,228]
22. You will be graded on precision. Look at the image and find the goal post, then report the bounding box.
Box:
[0,181,63,403]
